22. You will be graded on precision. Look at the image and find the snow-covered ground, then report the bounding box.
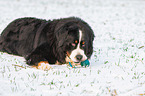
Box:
[0,0,145,96]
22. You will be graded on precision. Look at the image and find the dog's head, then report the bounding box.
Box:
[54,17,94,64]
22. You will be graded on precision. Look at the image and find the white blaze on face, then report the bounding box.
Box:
[69,30,87,63]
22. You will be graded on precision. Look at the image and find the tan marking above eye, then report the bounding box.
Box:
[75,40,78,44]
[82,41,85,45]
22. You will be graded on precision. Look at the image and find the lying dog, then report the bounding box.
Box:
[0,17,94,70]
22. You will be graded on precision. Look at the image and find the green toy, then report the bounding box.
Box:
[69,59,90,68]
[80,59,90,67]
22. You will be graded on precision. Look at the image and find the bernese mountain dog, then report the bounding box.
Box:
[0,17,94,70]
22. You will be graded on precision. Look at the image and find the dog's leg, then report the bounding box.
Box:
[37,61,52,71]
[26,55,52,71]
[25,43,55,70]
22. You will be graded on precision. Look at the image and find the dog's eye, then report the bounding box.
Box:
[71,40,78,47]
[71,43,76,47]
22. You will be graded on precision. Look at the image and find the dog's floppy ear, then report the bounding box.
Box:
[55,22,78,47]
[81,22,95,59]
[54,25,69,63]
[86,33,94,59]
[56,26,69,47]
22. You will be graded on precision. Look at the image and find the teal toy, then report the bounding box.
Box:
[69,59,90,68]
[80,59,90,67]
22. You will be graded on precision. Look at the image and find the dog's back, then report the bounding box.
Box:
[0,17,47,57]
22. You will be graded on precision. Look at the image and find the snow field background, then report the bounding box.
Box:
[0,0,145,96]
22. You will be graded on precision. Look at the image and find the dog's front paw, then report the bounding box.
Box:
[37,61,52,71]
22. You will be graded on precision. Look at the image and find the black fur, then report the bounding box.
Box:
[0,17,94,66]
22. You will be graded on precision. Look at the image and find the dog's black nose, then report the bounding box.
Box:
[76,55,83,61]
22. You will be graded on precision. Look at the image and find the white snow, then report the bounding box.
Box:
[0,0,145,96]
